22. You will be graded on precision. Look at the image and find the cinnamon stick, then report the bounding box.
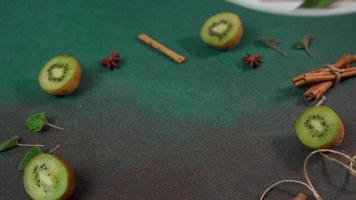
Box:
[138,34,186,64]
[304,81,333,100]
[293,66,356,84]
[333,54,356,68]
[295,67,356,86]
[291,54,356,100]
[294,80,305,87]
[292,66,337,83]
[306,69,356,82]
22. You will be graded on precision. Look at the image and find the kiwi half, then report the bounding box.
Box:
[295,106,344,149]
[200,12,244,50]
[39,55,81,96]
[23,153,75,200]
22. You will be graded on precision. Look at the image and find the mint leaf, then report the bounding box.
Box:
[17,147,42,171]
[25,112,64,133]
[299,0,335,8]
[0,136,19,152]
[25,113,47,133]
[0,136,44,153]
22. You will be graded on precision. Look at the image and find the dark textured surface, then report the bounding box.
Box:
[1,0,356,199]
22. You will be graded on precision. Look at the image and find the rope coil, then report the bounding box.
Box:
[260,149,356,200]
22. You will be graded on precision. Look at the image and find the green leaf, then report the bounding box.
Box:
[299,0,335,8]
[25,113,47,133]
[298,34,315,57]
[17,147,42,171]
[25,112,64,132]
[0,136,19,152]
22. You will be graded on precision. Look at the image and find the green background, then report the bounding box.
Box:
[1,0,356,199]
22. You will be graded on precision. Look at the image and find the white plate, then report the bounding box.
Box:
[227,0,356,16]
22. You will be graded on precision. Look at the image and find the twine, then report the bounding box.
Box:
[260,149,356,200]
[315,95,326,107]
[48,144,61,154]
[324,64,343,84]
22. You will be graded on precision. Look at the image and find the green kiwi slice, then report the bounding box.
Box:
[38,55,81,96]
[23,153,75,200]
[200,12,244,50]
[295,106,344,149]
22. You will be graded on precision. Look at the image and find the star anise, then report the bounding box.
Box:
[101,52,120,70]
[242,53,262,68]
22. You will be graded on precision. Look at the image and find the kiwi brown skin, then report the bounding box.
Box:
[321,119,345,149]
[41,64,81,96]
[210,25,244,51]
[308,116,345,150]
[56,156,75,200]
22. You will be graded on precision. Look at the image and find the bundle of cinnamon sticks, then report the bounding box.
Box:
[292,54,356,100]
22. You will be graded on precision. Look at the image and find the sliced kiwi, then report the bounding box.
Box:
[200,12,244,50]
[295,106,344,149]
[23,153,75,200]
[39,55,81,96]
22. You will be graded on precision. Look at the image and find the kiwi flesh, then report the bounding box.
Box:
[23,153,75,200]
[295,106,344,149]
[39,55,81,96]
[200,12,244,50]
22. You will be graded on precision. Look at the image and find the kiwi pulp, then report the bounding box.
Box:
[39,55,81,96]
[295,106,344,149]
[23,153,75,200]
[200,12,244,50]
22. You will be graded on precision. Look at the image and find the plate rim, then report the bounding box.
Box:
[226,0,356,17]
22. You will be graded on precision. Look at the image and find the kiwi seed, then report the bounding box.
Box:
[47,63,69,82]
[208,20,233,40]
